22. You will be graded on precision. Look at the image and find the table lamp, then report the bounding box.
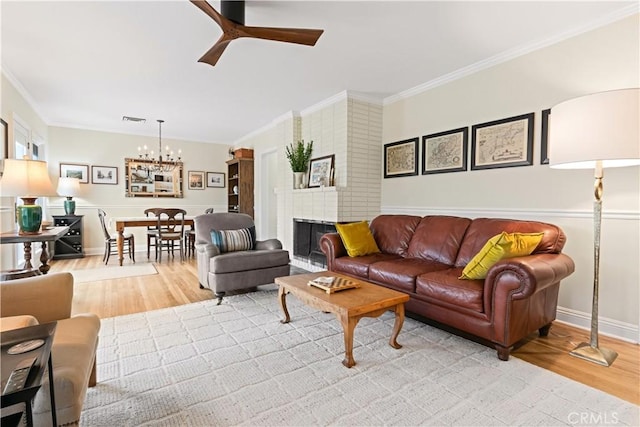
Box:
[0,157,58,234]
[57,177,81,215]
[549,88,640,366]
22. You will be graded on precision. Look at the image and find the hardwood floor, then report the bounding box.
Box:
[49,254,639,405]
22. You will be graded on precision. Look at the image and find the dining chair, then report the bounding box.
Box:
[144,208,164,260]
[156,208,186,262]
[184,208,214,257]
[98,209,135,264]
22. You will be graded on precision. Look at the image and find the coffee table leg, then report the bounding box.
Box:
[278,285,290,324]
[389,303,405,349]
[340,314,359,368]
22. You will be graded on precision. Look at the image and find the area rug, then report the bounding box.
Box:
[81,290,639,426]
[70,263,157,283]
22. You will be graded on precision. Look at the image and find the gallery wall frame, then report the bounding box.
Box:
[207,171,225,188]
[383,137,419,178]
[188,170,205,190]
[60,163,89,183]
[540,109,551,165]
[470,112,534,170]
[92,165,118,185]
[308,154,335,188]
[422,127,468,175]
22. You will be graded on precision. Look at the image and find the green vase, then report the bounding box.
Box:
[64,198,76,215]
[17,201,42,234]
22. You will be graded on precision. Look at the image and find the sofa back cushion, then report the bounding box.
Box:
[406,216,471,265]
[195,212,255,246]
[454,217,567,268]
[370,215,421,257]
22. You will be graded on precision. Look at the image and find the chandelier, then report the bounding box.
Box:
[137,119,182,173]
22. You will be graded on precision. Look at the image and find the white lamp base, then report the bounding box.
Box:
[569,342,618,367]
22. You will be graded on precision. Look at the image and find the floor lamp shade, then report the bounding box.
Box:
[549,88,640,367]
[57,177,81,215]
[0,158,58,234]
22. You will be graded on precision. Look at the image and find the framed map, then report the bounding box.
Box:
[471,113,534,170]
[383,137,418,178]
[422,127,468,174]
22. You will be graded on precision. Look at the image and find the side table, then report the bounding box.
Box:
[0,227,69,275]
[1,322,57,427]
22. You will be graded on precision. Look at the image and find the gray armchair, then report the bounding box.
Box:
[194,212,290,304]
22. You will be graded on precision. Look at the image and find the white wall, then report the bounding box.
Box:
[382,14,640,340]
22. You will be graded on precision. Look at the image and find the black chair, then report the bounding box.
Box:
[156,208,186,262]
[144,208,164,260]
[98,209,135,264]
[184,208,214,257]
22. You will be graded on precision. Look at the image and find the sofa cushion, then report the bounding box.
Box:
[460,232,544,280]
[369,258,451,293]
[455,218,567,268]
[210,226,256,253]
[334,253,401,279]
[406,216,471,264]
[416,269,484,313]
[335,221,381,257]
[211,249,290,274]
[370,215,421,257]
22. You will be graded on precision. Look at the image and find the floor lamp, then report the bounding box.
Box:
[549,88,640,367]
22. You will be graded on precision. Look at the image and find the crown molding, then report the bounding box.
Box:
[384,4,640,106]
[1,66,50,124]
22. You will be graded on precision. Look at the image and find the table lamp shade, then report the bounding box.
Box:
[57,177,81,214]
[0,158,57,234]
[549,88,640,169]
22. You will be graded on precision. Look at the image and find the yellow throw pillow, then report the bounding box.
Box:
[459,232,544,280]
[335,221,381,257]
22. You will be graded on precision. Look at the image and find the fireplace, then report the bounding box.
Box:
[293,218,336,267]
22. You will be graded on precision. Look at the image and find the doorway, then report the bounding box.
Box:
[260,148,278,239]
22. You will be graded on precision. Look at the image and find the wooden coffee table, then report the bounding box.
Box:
[276,272,410,368]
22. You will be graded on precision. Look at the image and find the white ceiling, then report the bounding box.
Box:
[1,1,636,145]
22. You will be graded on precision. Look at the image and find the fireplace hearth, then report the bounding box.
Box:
[293,218,336,267]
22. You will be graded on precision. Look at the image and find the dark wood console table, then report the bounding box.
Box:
[0,227,69,275]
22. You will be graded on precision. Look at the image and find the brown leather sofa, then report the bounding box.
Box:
[320,215,575,360]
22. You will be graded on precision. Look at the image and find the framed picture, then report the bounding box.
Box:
[308,154,335,188]
[540,109,550,165]
[92,165,118,185]
[384,137,418,178]
[206,171,225,188]
[1,118,7,160]
[188,170,205,190]
[471,113,534,170]
[422,127,468,174]
[60,163,89,183]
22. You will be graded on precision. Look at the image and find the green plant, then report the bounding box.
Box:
[285,140,313,172]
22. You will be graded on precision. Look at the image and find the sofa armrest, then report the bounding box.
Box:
[484,253,575,304]
[195,242,220,288]
[195,242,220,258]
[319,233,347,271]
[0,272,74,323]
[255,239,283,250]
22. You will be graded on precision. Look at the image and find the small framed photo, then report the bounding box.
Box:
[422,127,468,174]
[188,171,205,190]
[384,137,418,178]
[471,113,534,170]
[92,165,118,185]
[206,172,225,188]
[60,163,89,183]
[540,109,551,165]
[308,154,335,188]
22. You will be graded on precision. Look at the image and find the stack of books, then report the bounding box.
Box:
[307,276,359,294]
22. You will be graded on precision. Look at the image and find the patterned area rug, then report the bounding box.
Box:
[82,290,639,426]
[70,263,157,283]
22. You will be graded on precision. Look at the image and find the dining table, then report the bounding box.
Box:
[109,216,194,266]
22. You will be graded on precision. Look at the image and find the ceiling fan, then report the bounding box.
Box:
[190,0,324,67]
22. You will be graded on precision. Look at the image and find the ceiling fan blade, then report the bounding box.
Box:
[241,26,324,46]
[190,0,226,28]
[199,35,233,67]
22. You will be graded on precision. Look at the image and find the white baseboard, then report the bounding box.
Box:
[556,306,639,344]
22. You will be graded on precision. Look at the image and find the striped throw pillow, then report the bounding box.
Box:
[210,226,256,253]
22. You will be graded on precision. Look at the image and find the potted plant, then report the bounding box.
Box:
[285,140,313,188]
